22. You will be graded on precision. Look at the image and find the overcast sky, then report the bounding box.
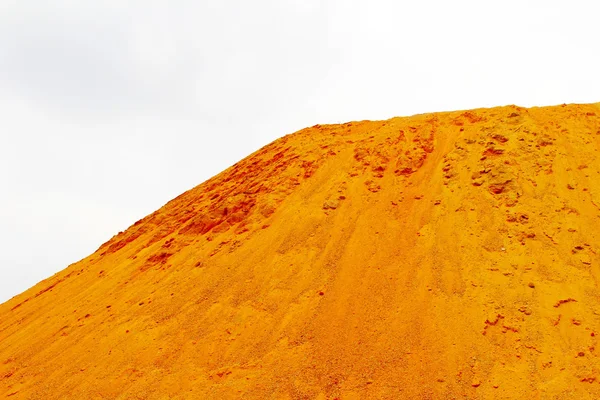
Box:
[1,0,599,303]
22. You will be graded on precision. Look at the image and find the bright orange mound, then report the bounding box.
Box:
[2,103,600,399]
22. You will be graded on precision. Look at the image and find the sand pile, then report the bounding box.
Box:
[1,103,600,399]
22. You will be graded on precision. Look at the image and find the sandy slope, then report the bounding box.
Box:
[1,103,600,399]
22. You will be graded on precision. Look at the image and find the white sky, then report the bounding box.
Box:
[1,0,599,303]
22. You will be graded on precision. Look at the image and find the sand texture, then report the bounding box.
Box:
[2,103,600,399]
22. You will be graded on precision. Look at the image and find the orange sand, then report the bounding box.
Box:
[1,103,600,399]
